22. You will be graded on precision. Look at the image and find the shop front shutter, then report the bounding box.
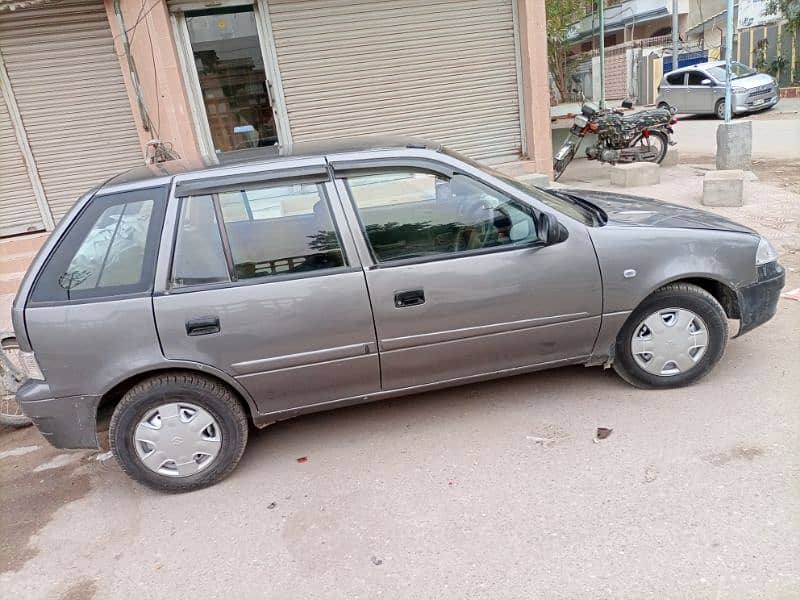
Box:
[267,0,524,163]
[0,91,43,236]
[0,0,143,222]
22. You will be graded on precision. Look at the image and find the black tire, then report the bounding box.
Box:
[553,147,576,181]
[110,372,248,492]
[635,131,668,164]
[715,99,726,120]
[613,283,729,389]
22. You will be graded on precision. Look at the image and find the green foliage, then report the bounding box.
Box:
[766,0,800,32]
[546,0,592,100]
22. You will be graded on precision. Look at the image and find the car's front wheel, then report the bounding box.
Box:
[110,372,248,492]
[613,283,729,389]
[715,99,726,120]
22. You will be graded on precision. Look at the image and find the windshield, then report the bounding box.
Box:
[708,61,757,81]
[441,146,599,226]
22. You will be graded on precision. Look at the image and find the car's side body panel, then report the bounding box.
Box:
[590,226,758,314]
[153,271,381,414]
[25,297,163,399]
[356,240,602,390]
[586,225,760,360]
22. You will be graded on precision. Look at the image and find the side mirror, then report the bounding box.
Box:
[701,78,712,86]
[539,212,569,245]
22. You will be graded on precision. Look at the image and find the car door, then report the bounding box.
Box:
[152,162,380,415]
[685,70,712,113]
[330,158,603,391]
[663,71,687,111]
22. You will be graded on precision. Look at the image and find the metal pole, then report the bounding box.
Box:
[671,0,679,71]
[724,0,734,122]
[599,0,605,108]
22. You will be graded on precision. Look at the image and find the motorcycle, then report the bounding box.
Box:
[553,101,678,181]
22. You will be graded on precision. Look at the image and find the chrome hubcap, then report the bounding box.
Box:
[631,308,709,377]
[134,402,222,477]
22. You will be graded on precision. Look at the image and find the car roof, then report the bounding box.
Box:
[670,60,725,74]
[102,136,443,192]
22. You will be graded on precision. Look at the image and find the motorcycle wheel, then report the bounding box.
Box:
[635,131,668,164]
[0,336,33,428]
[553,147,576,181]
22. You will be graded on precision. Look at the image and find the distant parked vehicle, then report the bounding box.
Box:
[656,60,779,119]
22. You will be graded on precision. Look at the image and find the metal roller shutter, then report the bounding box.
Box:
[267,0,524,162]
[0,92,42,236]
[0,0,143,222]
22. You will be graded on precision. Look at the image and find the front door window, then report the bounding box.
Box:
[186,7,278,154]
[345,171,540,264]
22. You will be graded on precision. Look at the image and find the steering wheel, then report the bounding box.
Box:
[453,195,493,252]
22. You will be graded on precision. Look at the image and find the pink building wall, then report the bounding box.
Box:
[104,0,553,174]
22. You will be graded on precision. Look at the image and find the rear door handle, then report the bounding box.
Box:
[186,316,220,336]
[394,289,425,308]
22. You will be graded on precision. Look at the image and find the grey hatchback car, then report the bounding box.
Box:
[656,60,779,119]
[12,138,784,491]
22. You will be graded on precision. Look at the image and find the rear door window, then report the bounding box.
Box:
[169,182,346,287]
[687,71,707,85]
[30,187,168,303]
[665,72,686,86]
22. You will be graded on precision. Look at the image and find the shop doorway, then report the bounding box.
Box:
[174,4,289,159]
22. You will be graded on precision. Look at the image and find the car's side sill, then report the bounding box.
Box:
[251,354,589,427]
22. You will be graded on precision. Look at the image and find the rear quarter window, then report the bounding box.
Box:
[29,187,168,304]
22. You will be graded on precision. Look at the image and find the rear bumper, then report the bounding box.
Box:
[16,379,100,449]
[736,262,785,336]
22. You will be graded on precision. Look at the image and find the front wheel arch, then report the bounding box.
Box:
[612,282,729,388]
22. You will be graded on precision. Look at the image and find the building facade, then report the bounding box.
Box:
[0,0,552,238]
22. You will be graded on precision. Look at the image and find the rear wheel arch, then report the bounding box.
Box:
[95,365,258,444]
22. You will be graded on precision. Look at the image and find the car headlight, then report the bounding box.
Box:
[755,236,778,265]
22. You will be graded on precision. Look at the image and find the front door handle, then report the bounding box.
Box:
[186,316,220,336]
[394,289,425,308]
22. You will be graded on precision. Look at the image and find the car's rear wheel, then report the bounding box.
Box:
[613,283,728,389]
[110,372,248,492]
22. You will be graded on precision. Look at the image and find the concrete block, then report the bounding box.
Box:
[702,170,744,207]
[660,148,679,167]
[716,120,752,170]
[516,173,551,189]
[610,162,660,187]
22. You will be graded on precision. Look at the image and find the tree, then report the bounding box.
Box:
[766,0,800,32]
[547,0,592,103]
